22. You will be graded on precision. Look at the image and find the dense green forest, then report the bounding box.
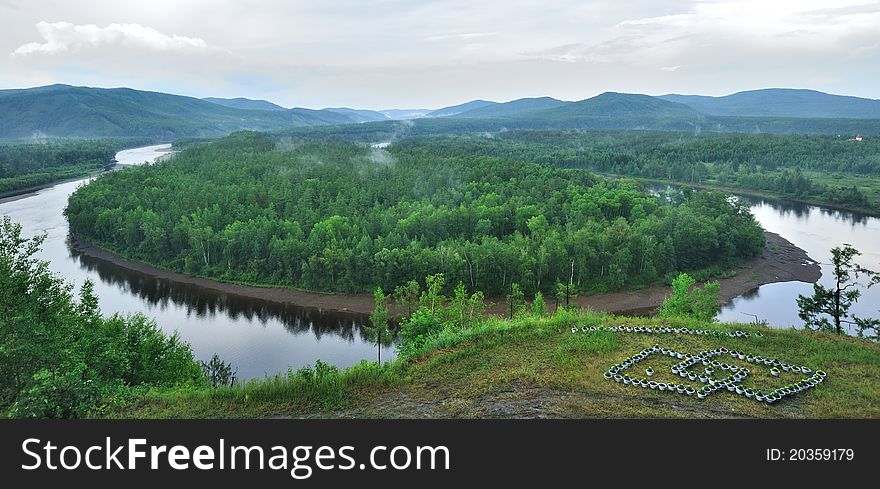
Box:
[270,126,880,210]
[0,217,204,417]
[433,130,880,211]
[66,131,765,296]
[0,139,148,194]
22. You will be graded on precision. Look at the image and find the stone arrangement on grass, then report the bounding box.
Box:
[571,325,763,338]
[577,326,825,404]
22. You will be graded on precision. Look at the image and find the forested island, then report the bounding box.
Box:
[65,131,766,297]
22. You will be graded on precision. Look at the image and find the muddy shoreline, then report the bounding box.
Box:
[69,231,820,318]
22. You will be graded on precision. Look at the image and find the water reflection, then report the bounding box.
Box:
[720,197,880,334]
[1,145,394,380]
[69,244,372,341]
[649,182,880,334]
[734,193,873,227]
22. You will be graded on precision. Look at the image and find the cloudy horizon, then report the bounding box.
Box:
[2,0,879,110]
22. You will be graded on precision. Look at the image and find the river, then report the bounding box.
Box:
[0,145,395,380]
[717,195,880,335]
[3,146,879,380]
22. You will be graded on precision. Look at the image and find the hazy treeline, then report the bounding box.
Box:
[0,138,152,194]
[448,130,879,210]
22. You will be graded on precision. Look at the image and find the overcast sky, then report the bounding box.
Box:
[2,0,879,109]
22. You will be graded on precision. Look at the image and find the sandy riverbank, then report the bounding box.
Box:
[560,231,821,316]
[70,231,819,317]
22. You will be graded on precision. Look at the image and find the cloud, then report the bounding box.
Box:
[618,13,691,26]
[523,33,690,64]
[424,32,496,42]
[1,1,879,106]
[11,21,215,57]
[523,0,880,72]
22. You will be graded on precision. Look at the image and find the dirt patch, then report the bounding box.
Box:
[70,231,819,317]
[304,380,777,419]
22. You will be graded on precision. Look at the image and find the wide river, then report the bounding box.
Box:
[0,145,394,380]
[2,146,878,378]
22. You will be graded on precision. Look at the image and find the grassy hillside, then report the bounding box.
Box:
[661,88,880,119]
[0,84,353,139]
[115,310,880,419]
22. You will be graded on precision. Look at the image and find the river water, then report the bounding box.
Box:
[717,196,880,335]
[2,146,878,379]
[0,145,394,380]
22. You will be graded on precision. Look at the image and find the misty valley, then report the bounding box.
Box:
[2,85,880,420]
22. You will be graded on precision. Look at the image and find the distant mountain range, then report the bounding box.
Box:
[324,107,390,123]
[426,89,880,121]
[202,97,287,111]
[452,97,568,118]
[659,89,880,119]
[377,109,432,120]
[1,84,878,139]
[425,100,497,118]
[0,84,352,139]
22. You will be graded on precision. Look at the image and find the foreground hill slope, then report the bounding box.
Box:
[119,312,880,419]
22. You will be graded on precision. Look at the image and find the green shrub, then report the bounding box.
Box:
[397,308,444,356]
[658,273,721,322]
[1,217,205,418]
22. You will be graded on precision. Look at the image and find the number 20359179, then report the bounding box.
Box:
[766,448,854,461]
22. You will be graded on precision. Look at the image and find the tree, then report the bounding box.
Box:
[393,280,420,319]
[506,283,525,319]
[531,291,548,317]
[449,282,469,328]
[553,281,566,312]
[0,216,205,417]
[421,274,446,313]
[367,287,393,362]
[797,245,876,335]
[658,273,720,322]
[860,273,880,341]
[201,354,237,388]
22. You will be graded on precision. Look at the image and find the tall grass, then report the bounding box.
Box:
[116,360,402,418]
